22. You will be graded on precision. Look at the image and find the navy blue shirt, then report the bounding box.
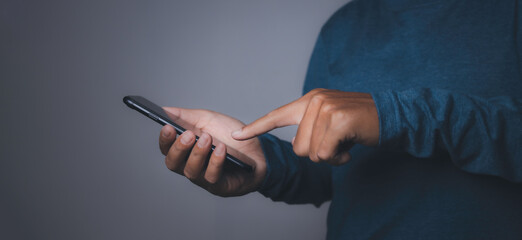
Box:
[257,0,522,239]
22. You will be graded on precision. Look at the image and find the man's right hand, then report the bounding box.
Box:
[158,107,267,197]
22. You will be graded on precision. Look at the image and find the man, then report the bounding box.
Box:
[159,0,522,238]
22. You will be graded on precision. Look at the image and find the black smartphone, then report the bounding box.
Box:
[123,95,254,172]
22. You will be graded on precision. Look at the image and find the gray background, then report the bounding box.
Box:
[1,0,348,239]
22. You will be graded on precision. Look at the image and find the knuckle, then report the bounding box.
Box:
[309,153,320,163]
[308,88,327,95]
[205,174,217,184]
[292,143,307,156]
[159,137,174,155]
[208,157,222,168]
[184,168,196,179]
[311,93,326,104]
[174,140,191,152]
[320,102,336,114]
[165,157,178,172]
[207,158,217,167]
[160,142,172,156]
[159,146,167,156]
[190,148,201,157]
[306,88,320,96]
[191,147,208,159]
[317,149,333,161]
[331,110,347,122]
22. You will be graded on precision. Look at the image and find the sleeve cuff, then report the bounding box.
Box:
[371,90,402,149]
[256,133,287,198]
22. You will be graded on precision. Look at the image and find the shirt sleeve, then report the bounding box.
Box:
[256,34,333,206]
[257,134,332,207]
[372,88,522,183]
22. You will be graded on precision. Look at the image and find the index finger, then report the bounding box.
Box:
[231,99,306,140]
[159,125,176,155]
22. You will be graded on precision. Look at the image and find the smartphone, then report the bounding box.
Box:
[123,95,254,172]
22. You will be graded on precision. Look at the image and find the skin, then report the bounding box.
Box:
[159,107,266,197]
[232,89,380,165]
[159,88,379,196]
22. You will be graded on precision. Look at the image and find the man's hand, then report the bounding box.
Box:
[159,107,266,197]
[232,89,379,165]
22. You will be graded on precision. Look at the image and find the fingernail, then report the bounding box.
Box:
[162,129,171,138]
[231,129,242,138]
[214,143,225,156]
[291,137,295,145]
[198,133,210,148]
[180,132,194,145]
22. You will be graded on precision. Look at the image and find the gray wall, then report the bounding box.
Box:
[0,0,348,239]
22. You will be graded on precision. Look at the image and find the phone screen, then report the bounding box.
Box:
[123,95,254,172]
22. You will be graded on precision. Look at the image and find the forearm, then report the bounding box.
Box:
[373,88,522,182]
